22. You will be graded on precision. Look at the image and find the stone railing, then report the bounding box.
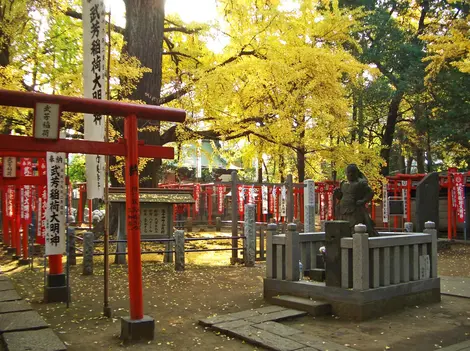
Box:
[340,222,438,290]
[266,223,325,281]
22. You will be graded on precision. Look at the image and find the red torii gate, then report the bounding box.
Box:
[0,89,185,341]
[0,157,47,263]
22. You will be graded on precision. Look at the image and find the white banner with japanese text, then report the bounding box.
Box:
[262,185,268,215]
[82,0,106,199]
[455,173,466,223]
[45,152,66,255]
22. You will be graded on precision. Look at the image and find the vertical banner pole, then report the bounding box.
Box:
[102,8,112,318]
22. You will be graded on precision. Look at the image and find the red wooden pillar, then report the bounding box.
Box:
[14,187,21,257]
[406,179,412,222]
[1,188,9,247]
[49,254,63,274]
[447,174,452,240]
[124,114,144,321]
[207,187,213,225]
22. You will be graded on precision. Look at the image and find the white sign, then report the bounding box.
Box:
[304,180,315,206]
[83,0,106,200]
[382,182,388,224]
[141,205,168,236]
[3,157,16,178]
[402,180,408,221]
[262,185,268,214]
[45,152,66,255]
[280,186,287,217]
[34,103,60,139]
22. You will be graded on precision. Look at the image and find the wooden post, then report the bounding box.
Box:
[124,114,143,321]
[285,223,300,281]
[231,171,238,264]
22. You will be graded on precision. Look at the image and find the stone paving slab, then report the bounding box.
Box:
[255,306,287,314]
[437,340,470,351]
[0,281,15,291]
[0,300,32,314]
[441,276,470,298]
[0,310,48,333]
[199,314,238,327]
[231,325,306,351]
[286,333,354,351]
[212,319,253,332]
[245,309,307,324]
[0,290,21,302]
[2,328,66,351]
[252,321,303,337]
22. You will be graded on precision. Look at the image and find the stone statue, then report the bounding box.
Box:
[333,164,377,237]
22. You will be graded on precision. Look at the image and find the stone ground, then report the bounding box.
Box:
[0,240,469,351]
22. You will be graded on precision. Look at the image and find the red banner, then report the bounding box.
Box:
[217,185,224,214]
[194,183,201,214]
[269,187,274,213]
[455,173,466,223]
[238,185,244,215]
[327,185,334,220]
[20,158,33,223]
[319,185,325,220]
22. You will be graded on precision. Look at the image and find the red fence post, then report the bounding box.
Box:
[1,189,9,247]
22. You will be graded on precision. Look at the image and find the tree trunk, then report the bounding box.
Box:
[406,157,414,174]
[257,156,263,183]
[416,148,426,174]
[123,0,166,187]
[380,92,404,175]
[357,93,365,144]
[296,148,306,183]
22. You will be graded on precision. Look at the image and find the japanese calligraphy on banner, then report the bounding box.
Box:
[327,186,334,220]
[45,152,66,255]
[6,186,14,218]
[402,180,408,221]
[238,185,245,215]
[280,186,287,217]
[3,157,16,178]
[272,186,278,217]
[194,184,201,213]
[262,185,268,215]
[319,185,325,221]
[454,173,466,223]
[82,0,106,200]
[21,158,33,222]
[248,186,256,204]
[34,103,60,139]
[383,182,389,224]
[269,187,275,213]
[217,186,224,214]
[37,158,47,245]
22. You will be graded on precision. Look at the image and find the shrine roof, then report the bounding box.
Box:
[109,188,194,204]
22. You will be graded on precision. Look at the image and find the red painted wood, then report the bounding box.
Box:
[0,89,185,122]
[0,135,174,158]
[125,114,144,320]
[49,254,63,274]
[0,176,47,187]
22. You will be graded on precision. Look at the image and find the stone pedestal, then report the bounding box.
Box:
[324,221,350,287]
[215,217,222,232]
[120,315,155,342]
[44,273,70,303]
[18,259,30,266]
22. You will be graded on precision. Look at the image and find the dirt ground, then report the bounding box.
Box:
[1,240,470,351]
